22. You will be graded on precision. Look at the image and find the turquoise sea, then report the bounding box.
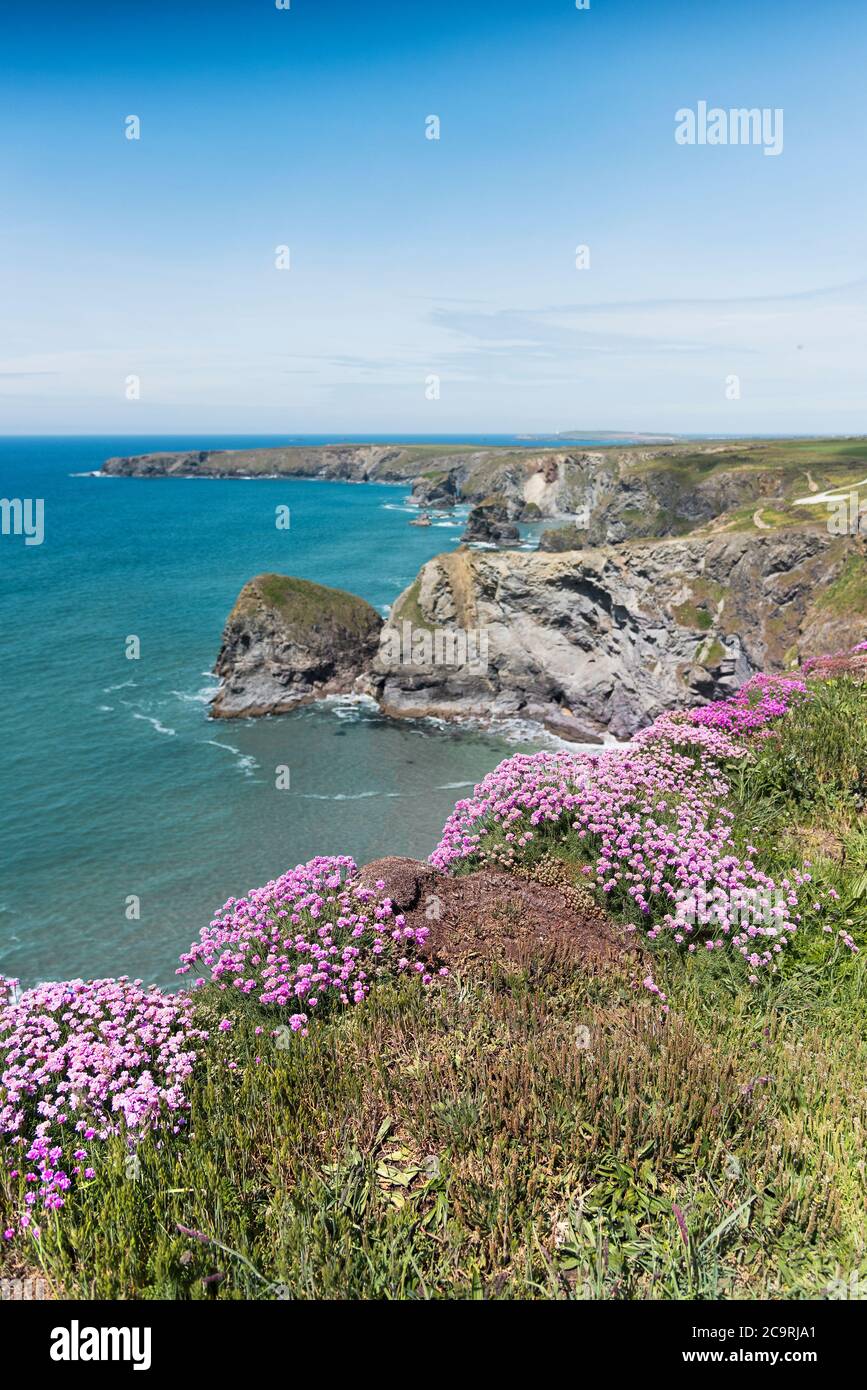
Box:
[0,435,605,990]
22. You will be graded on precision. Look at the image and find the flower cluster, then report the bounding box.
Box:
[177,854,438,1030]
[802,640,867,681]
[684,672,810,737]
[430,670,852,976]
[0,976,206,1236]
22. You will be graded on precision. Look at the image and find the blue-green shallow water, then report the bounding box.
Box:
[0,436,580,990]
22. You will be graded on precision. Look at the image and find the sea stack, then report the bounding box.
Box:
[211,573,383,718]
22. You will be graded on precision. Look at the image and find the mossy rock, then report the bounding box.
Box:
[233,573,381,641]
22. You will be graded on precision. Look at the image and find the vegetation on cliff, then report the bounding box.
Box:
[230,573,381,639]
[1,645,865,1299]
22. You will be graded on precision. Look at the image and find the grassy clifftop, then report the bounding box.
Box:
[230,572,381,639]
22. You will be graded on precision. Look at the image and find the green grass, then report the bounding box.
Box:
[727,676,867,821]
[3,676,866,1301]
[10,954,864,1301]
[695,637,726,665]
[623,437,867,536]
[817,553,867,617]
[235,573,380,637]
[673,602,713,630]
[389,577,433,631]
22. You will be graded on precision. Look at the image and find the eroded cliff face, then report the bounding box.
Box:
[211,573,382,718]
[367,530,867,740]
[502,451,826,541]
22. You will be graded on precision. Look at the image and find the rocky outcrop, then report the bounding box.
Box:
[368,530,867,741]
[408,472,458,508]
[211,573,382,718]
[104,447,483,492]
[461,496,520,545]
[355,857,635,972]
[538,523,588,552]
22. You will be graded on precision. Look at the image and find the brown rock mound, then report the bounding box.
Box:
[356,855,638,974]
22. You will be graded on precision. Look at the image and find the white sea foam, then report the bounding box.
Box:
[172,685,220,705]
[300,790,383,801]
[204,739,259,777]
[132,713,176,736]
[320,693,380,720]
[420,711,605,753]
[205,739,241,755]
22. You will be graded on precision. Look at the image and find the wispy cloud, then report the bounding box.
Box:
[426,278,867,380]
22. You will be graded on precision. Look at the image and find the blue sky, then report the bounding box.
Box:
[1,0,865,435]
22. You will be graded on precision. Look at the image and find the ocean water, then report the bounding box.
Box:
[0,435,590,990]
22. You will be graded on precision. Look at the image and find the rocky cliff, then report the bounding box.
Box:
[212,530,867,739]
[103,443,462,484]
[211,573,382,718]
[461,495,521,545]
[369,529,867,740]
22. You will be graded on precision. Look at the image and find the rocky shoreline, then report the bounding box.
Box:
[102,436,867,539]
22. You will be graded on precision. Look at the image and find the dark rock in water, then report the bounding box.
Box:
[211,573,382,718]
[410,472,458,508]
[462,495,520,545]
